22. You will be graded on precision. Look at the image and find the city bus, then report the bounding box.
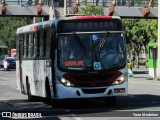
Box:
[16,16,128,106]
[147,42,158,78]
[0,46,8,68]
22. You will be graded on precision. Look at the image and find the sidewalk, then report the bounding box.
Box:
[130,68,156,81]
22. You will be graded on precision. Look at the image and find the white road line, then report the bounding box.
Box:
[74,118,82,120]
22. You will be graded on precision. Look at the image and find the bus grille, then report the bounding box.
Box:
[81,88,106,94]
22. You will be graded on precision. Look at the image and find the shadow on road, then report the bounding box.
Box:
[0,94,159,117]
[133,77,153,80]
[132,70,148,74]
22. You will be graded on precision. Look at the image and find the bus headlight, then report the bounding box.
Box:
[113,75,125,85]
[57,76,74,87]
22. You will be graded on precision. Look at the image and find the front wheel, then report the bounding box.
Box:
[105,96,116,107]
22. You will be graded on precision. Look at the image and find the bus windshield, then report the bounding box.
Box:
[58,32,126,71]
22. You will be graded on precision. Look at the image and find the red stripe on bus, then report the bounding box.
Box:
[73,16,112,19]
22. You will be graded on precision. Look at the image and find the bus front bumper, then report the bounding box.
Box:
[56,82,128,99]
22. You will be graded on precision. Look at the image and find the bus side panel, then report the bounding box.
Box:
[21,60,52,98]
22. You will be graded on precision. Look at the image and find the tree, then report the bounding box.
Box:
[123,18,158,67]
[0,17,33,50]
[77,5,104,15]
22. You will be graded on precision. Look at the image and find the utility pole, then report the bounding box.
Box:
[157,0,160,80]
[64,0,67,16]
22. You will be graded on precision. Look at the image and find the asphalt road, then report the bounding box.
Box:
[0,68,160,120]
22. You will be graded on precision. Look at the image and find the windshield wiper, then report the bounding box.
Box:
[100,31,109,49]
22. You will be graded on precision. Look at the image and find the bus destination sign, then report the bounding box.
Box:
[57,19,123,33]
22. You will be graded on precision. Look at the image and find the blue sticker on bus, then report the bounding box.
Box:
[92,34,99,41]
[94,62,101,70]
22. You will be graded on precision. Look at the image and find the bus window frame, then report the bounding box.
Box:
[44,28,52,59]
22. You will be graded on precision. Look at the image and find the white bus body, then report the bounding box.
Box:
[16,16,128,105]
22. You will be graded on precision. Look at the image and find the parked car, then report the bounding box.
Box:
[3,57,16,70]
[0,59,3,68]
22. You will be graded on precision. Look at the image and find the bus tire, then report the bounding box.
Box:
[45,80,58,107]
[105,96,116,107]
[46,80,52,104]
[26,79,34,102]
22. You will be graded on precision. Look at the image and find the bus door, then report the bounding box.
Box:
[51,28,57,97]
[19,34,24,93]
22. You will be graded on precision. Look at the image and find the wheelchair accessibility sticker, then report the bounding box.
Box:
[92,34,99,41]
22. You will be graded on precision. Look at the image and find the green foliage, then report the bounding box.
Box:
[78,5,104,16]
[0,17,32,50]
[134,0,139,7]
[123,18,158,61]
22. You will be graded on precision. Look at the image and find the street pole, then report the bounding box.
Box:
[157,0,160,80]
[64,0,67,16]
[33,17,36,23]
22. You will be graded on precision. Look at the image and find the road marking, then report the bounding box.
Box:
[74,118,82,120]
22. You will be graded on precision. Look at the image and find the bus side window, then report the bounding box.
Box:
[23,34,27,58]
[34,31,40,58]
[45,29,51,58]
[43,30,47,58]
[28,33,33,58]
[40,31,44,58]
[16,35,19,59]
[26,34,29,58]
[22,34,24,58]
[31,33,35,57]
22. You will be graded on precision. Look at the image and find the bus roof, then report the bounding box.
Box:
[58,16,121,20]
[17,24,35,34]
[17,20,56,34]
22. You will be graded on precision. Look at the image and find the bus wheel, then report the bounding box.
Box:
[46,81,58,107]
[105,96,116,107]
[26,80,34,101]
[46,81,52,104]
